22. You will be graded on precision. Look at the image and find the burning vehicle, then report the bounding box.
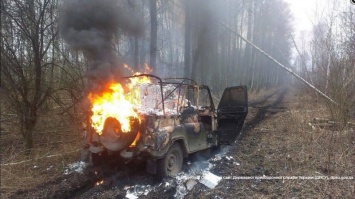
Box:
[82,74,248,179]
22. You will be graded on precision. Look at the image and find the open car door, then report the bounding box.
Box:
[217,86,248,144]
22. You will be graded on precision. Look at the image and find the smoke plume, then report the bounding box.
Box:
[59,0,143,91]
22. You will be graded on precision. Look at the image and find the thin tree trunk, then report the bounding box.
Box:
[184,0,191,77]
[149,0,157,70]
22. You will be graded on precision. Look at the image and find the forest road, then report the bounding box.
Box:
[9,87,289,199]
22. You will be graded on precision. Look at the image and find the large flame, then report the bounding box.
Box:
[88,83,137,135]
[88,65,151,135]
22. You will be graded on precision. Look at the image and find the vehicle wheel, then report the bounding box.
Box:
[100,117,139,152]
[91,150,108,166]
[157,143,183,179]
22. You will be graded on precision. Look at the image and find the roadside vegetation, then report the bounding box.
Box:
[1,86,354,198]
[1,0,354,198]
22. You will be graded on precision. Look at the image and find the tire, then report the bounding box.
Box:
[100,117,139,152]
[157,143,183,179]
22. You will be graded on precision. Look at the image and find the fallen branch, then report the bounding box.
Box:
[309,118,355,128]
[220,22,338,105]
[312,118,336,124]
[212,95,220,103]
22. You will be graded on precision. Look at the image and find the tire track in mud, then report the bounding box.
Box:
[243,88,287,133]
[207,87,287,159]
[210,88,287,166]
[8,172,98,199]
[248,89,282,108]
[235,88,288,174]
[72,162,158,199]
[8,88,288,199]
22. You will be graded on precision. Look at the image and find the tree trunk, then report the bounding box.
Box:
[24,126,34,153]
[191,47,201,80]
[23,107,37,152]
[149,0,157,70]
[184,0,191,77]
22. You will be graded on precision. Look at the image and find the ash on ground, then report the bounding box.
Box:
[123,146,234,199]
[64,161,89,175]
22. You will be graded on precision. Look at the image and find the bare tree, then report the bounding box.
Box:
[305,2,355,125]
[1,0,58,151]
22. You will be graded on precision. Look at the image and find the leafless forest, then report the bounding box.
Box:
[1,0,354,198]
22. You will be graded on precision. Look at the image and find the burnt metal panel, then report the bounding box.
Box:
[217,86,248,144]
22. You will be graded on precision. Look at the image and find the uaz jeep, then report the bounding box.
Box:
[83,74,248,179]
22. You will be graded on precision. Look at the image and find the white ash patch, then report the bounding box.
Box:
[210,154,222,161]
[200,171,222,189]
[174,184,187,199]
[170,151,229,197]
[121,147,230,198]
[63,161,88,175]
[186,179,197,190]
[125,184,153,199]
[210,154,241,166]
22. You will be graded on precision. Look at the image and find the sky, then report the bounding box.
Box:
[284,0,352,61]
[285,0,352,37]
[283,0,336,62]
[284,0,327,37]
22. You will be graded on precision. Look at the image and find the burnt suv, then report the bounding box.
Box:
[83,75,248,179]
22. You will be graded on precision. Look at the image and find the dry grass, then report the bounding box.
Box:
[189,86,354,198]
[0,107,85,198]
[1,87,354,198]
[260,88,354,197]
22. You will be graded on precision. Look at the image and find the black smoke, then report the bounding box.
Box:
[59,0,143,91]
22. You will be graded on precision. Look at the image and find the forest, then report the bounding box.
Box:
[1,0,295,150]
[1,0,354,198]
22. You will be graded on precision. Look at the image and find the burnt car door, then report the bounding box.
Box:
[217,86,248,144]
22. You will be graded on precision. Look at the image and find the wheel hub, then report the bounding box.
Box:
[167,154,177,172]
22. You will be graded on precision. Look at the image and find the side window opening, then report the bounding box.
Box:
[185,87,197,107]
[198,88,211,108]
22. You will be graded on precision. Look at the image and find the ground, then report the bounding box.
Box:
[1,86,354,198]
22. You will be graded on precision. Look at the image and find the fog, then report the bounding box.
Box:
[58,0,295,93]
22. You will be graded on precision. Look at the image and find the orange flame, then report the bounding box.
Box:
[96,180,104,186]
[130,132,141,147]
[88,64,152,136]
[88,83,138,135]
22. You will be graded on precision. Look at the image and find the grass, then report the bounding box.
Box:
[1,86,354,198]
[188,86,354,198]
[0,107,85,198]
[246,87,355,197]
[275,89,355,197]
